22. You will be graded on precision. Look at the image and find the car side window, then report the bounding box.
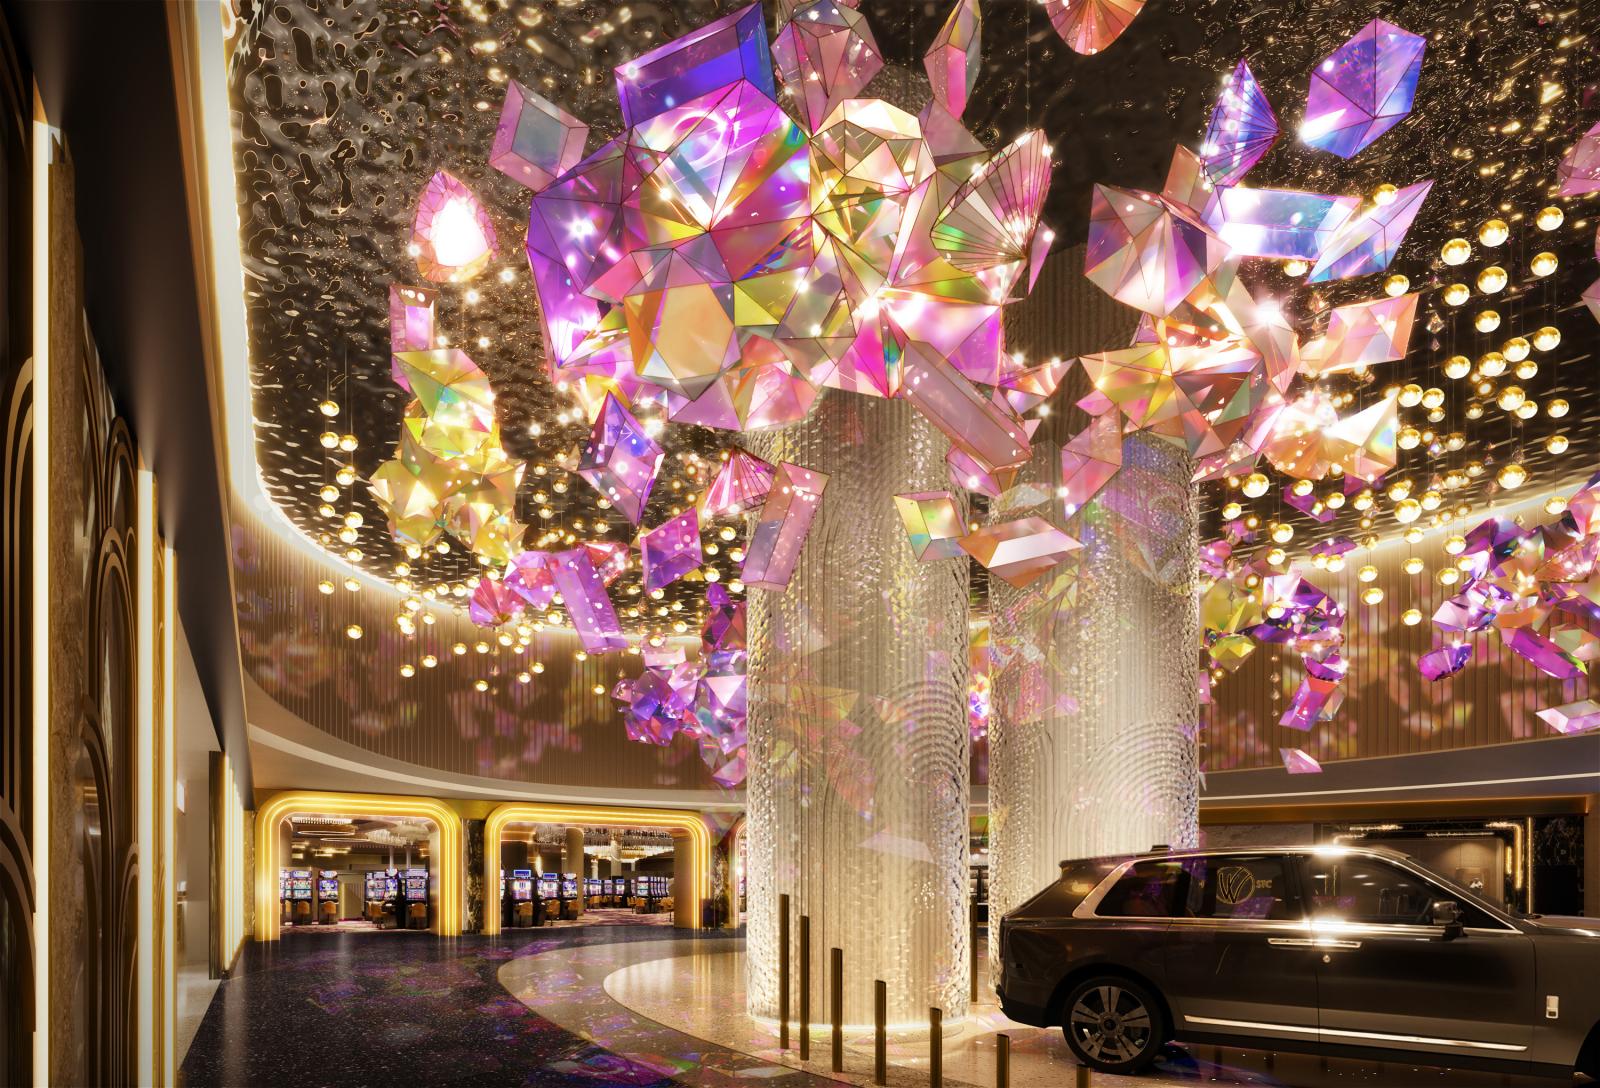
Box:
[1304,855,1444,926]
[1096,860,1186,918]
[1181,855,1296,921]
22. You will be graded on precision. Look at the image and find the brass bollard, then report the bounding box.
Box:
[873,980,887,1085]
[778,895,790,1050]
[830,946,843,1072]
[969,900,979,1002]
[929,1006,943,1088]
[799,914,811,1060]
[996,1032,1011,1088]
[1075,1062,1092,1087]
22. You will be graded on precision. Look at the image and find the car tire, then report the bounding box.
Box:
[1060,974,1167,1075]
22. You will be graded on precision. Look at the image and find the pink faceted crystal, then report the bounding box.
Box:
[1279,748,1322,774]
[389,285,436,357]
[1536,699,1600,736]
[741,463,829,590]
[546,547,628,653]
[639,509,703,592]
[903,344,1031,474]
[1557,118,1600,196]
[412,171,497,284]
[489,80,588,192]
[1086,184,1227,317]
[1059,413,1123,514]
[771,0,882,131]
[959,516,1081,589]
[701,449,776,517]
[576,395,664,524]
[924,0,981,120]
[1044,0,1145,56]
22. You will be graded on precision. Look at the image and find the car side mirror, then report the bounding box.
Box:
[1430,900,1464,941]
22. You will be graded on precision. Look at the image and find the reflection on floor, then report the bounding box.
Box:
[180,927,1572,1088]
[175,963,219,1071]
[539,907,675,928]
[598,942,1569,1088]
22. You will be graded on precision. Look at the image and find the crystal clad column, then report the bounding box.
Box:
[987,250,1201,982]
[744,391,971,1026]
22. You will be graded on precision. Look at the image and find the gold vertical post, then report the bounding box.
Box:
[873,980,887,1085]
[799,914,812,1060]
[969,900,979,1002]
[830,946,843,1072]
[996,1032,1011,1088]
[779,894,790,1049]
[929,1006,942,1088]
[1075,1063,1092,1087]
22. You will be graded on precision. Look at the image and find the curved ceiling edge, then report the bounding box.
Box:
[246,673,742,810]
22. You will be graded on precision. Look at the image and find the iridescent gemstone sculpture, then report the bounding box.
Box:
[1557,119,1600,196]
[702,449,776,517]
[1086,184,1227,317]
[1201,186,1360,261]
[576,394,665,524]
[1044,0,1145,56]
[1279,748,1323,774]
[546,546,628,653]
[489,80,588,192]
[741,462,829,590]
[389,285,436,355]
[1308,179,1432,282]
[639,509,703,592]
[522,0,1054,441]
[1418,642,1472,681]
[1058,412,1122,514]
[958,516,1081,588]
[1200,61,1277,186]
[1536,699,1600,736]
[1301,19,1425,159]
[894,491,966,561]
[1300,292,1418,375]
[412,171,497,283]
[923,0,981,120]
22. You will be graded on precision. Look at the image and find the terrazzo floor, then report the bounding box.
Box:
[179,926,1575,1088]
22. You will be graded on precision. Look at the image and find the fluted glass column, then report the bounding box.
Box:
[986,249,1201,983]
[744,391,971,1027]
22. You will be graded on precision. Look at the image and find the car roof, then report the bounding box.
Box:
[1059,843,1416,868]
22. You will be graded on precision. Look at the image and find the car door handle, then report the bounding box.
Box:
[1316,938,1362,950]
[1267,937,1316,947]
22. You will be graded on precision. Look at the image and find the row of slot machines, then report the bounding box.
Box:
[279,868,341,925]
[498,871,674,926]
[277,867,430,928]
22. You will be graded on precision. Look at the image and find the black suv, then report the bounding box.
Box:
[996,845,1600,1078]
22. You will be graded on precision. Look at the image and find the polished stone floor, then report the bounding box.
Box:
[180,925,1574,1088]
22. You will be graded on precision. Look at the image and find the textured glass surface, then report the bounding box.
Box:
[744,391,972,1026]
[988,430,1200,983]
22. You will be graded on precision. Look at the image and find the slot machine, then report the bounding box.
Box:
[510,869,535,927]
[280,869,291,923]
[537,873,558,921]
[404,868,429,929]
[365,871,389,922]
[584,877,600,907]
[317,870,340,924]
[289,869,314,925]
[559,873,578,919]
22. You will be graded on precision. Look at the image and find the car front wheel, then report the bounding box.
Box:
[1061,975,1167,1075]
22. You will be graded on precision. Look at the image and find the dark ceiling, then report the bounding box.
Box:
[10,0,250,790]
[225,0,1600,651]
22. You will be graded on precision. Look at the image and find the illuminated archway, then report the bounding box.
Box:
[726,814,747,926]
[254,791,464,941]
[482,803,712,935]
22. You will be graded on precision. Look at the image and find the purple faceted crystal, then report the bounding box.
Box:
[489,80,588,192]
[1201,60,1278,186]
[504,550,556,611]
[639,509,703,592]
[1201,186,1360,261]
[614,3,775,129]
[1279,673,1342,731]
[1308,179,1432,283]
[1557,119,1600,196]
[742,462,828,590]
[1536,699,1600,736]
[577,394,665,524]
[547,547,628,653]
[1279,748,1323,774]
[1418,641,1472,681]
[468,577,524,627]
[1501,626,1585,680]
[1302,19,1425,159]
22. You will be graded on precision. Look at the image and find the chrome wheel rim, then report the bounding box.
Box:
[1069,984,1152,1064]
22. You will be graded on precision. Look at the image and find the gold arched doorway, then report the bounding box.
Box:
[482,803,711,935]
[254,791,464,941]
